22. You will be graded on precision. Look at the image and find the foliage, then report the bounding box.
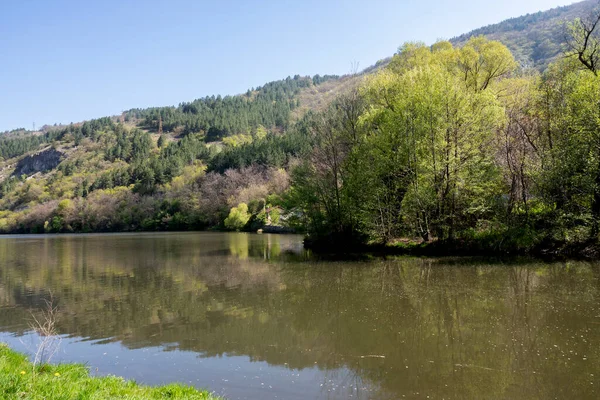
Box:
[123,75,338,138]
[224,203,251,231]
[290,24,600,253]
[291,38,513,244]
[208,130,311,173]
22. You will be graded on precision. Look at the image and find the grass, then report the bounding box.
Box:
[0,343,221,400]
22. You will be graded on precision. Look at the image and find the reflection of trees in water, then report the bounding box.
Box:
[0,233,292,335]
[1,236,599,399]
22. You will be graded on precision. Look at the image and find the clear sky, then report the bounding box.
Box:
[0,0,579,131]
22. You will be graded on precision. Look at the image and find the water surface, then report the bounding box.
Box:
[0,232,599,399]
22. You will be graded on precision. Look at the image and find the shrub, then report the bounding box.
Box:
[224,203,251,231]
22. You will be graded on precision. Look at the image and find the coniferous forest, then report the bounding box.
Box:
[3,3,600,257]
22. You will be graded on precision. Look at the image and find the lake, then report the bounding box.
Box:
[0,232,598,399]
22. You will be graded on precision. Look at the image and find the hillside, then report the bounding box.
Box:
[1,1,598,237]
[0,73,356,233]
[451,0,597,70]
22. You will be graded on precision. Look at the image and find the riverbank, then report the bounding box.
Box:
[0,344,220,399]
[304,235,600,260]
[0,224,297,236]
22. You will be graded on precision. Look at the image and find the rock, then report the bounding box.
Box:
[13,148,64,177]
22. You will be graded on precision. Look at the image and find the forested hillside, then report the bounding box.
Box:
[0,64,379,231]
[3,1,600,257]
[122,74,339,139]
[452,0,596,70]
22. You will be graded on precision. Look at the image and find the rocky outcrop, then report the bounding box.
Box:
[13,148,64,177]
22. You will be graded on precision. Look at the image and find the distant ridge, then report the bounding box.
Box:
[451,0,597,70]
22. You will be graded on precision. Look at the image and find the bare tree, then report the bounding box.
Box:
[566,2,600,75]
[336,87,365,144]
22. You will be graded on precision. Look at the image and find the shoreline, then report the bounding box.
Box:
[0,343,220,399]
[0,225,299,236]
[2,228,598,261]
[303,237,600,261]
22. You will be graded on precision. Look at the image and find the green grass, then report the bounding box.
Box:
[0,343,221,399]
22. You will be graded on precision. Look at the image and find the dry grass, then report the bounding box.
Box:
[291,74,364,121]
[23,295,62,368]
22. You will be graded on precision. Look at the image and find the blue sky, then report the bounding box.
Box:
[0,0,578,131]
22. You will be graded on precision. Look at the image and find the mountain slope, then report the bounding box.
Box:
[0,2,596,234]
[451,0,596,70]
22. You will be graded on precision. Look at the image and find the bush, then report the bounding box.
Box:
[224,203,251,231]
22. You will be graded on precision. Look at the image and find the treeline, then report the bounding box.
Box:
[123,74,339,139]
[1,75,339,163]
[0,117,117,161]
[0,132,59,160]
[0,164,290,233]
[452,4,573,39]
[291,32,600,254]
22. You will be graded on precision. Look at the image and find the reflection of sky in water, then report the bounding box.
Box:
[0,331,376,400]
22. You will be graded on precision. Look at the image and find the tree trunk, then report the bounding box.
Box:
[591,167,600,238]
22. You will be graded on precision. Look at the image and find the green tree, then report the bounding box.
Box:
[224,203,251,231]
[157,134,166,148]
[357,39,511,241]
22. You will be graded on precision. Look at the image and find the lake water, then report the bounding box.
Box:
[0,232,599,399]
